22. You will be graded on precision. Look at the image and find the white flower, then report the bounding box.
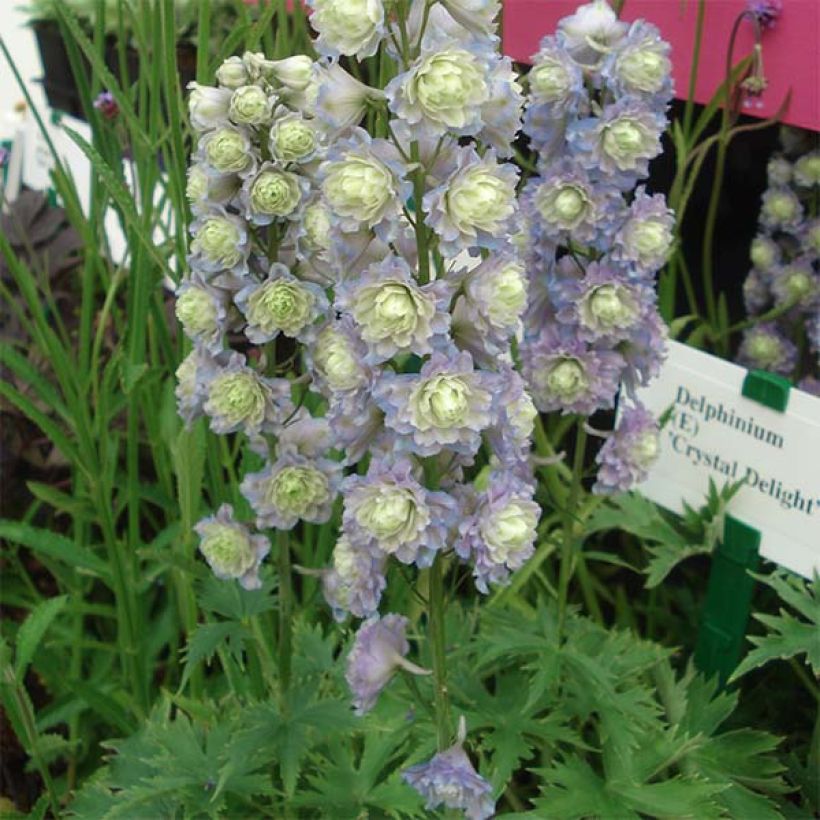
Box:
[187,83,232,131]
[309,0,385,58]
[315,62,386,130]
[557,0,628,66]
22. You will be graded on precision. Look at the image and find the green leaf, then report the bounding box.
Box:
[14,595,68,680]
[731,571,820,680]
[180,622,249,691]
[0,520,111,581]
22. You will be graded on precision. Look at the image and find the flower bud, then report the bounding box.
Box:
[187,83,232,131]
[794,151,820,187]
[216,56,250,89]
[268,55,314,91]
[749,235,779,271]
[546,358,588,401]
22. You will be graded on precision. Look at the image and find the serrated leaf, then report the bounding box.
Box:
[180,622,248,690]
[14,595,68,680]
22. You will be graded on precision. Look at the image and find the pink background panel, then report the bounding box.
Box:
[502,0,820,131]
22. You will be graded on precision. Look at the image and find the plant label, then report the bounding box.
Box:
[632,340,820,579]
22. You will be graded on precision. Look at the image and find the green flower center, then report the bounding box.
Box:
[487,265,527,326]
[766,193,798,222]
[631,219,670,259]
[200,523,255,577]
[357,489,416,541]
[604,118,645,157]
[632,430,659,467]
[268,466,329,515]
[449,169,512,228]
[176,287,218,335]
[783,269,812,301]
[324,158,391,219]
[303,204,331,251]
[248,281,313,336]
[530,59,570,100]
[209,372,263,423]
[750,238,776,269]
[415,51,487,123]
[230,86,270,124]
[206,129,248,172]
[315,329,362,390]
[547,359,587,398]
[618,47,667,92]
[421,375,470,427]
[554,186,586,221]
[587,284,635,327]
[197,218,241,264]
[273,120,316,161]
[251,171,301,216]
[483,502,536,562]
[748,334,782,365]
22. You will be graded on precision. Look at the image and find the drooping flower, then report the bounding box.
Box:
[334,255,452,363]
[322,534,387,621]
[455,471,540,592]
[342,458,458,567]
[235,264,329,344]
[424,146,519,256]
[203,353,292,436]
[195,504,270,590]
[346,614,429,715]
[93,90,119,120]
[440,0,501,35]
[747,0,782,30]
[216,57,251,89]
[737,322,797,375]
[308,0,386,58]
[241,449,342,530]
[403,718,495,820]
[314,61,387,131]
[593,401,660,494]
[374,349,496,457]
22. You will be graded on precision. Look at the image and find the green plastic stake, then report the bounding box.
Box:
[694,515,761,685]
[741,369,791,412]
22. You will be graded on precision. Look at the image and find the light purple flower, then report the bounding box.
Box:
[610,186,675,274]
[593,401,660,494]
[567,97,665,188]
[342,458,458,568]
[195,504,270,590]
[175,346,228,427]
[188,207,251,278]
[334,255,452,364]
[235,263,329,344]
[737,322,797,375]
[554,261,655,344]
[743,267,771,315]
[175,274,232,353]
[455,471,540,593]
[306,316,373,398]
[241,449,342,530]
[527,36,585,116]
[525,160,621,245]
[322,534,387,621]
[326,393,385,465]
[770,259,818,312]
[797,375,820,397]
[424,146,519,256]
[346,614,429,715]
[616,307,668,392]
[556,0,628,68]
[93,90,119,120]
[477,55,525,157]
[521,327,622,415]
[373,349,497,457]
[602,20,673,102]
[403,719,495,820]
[747,0,782,30]
[203,352,292,436]
[484,367,537,470]
[759,187,803,231]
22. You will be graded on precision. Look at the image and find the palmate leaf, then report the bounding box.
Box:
[732,571,820,680]
[180,621,250,690]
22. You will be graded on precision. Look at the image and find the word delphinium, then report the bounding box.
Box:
[739,136,819,394]
[177,1,536,814]
[519,0,674,496]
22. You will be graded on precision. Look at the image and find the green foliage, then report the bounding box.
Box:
[732,571,820,680]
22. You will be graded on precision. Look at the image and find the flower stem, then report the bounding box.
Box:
[557,421,587,642]
[429,552,452,751]
[410,141,431,285]
[277,528,293,699]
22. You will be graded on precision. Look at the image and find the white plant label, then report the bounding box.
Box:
[632,340,820,579]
